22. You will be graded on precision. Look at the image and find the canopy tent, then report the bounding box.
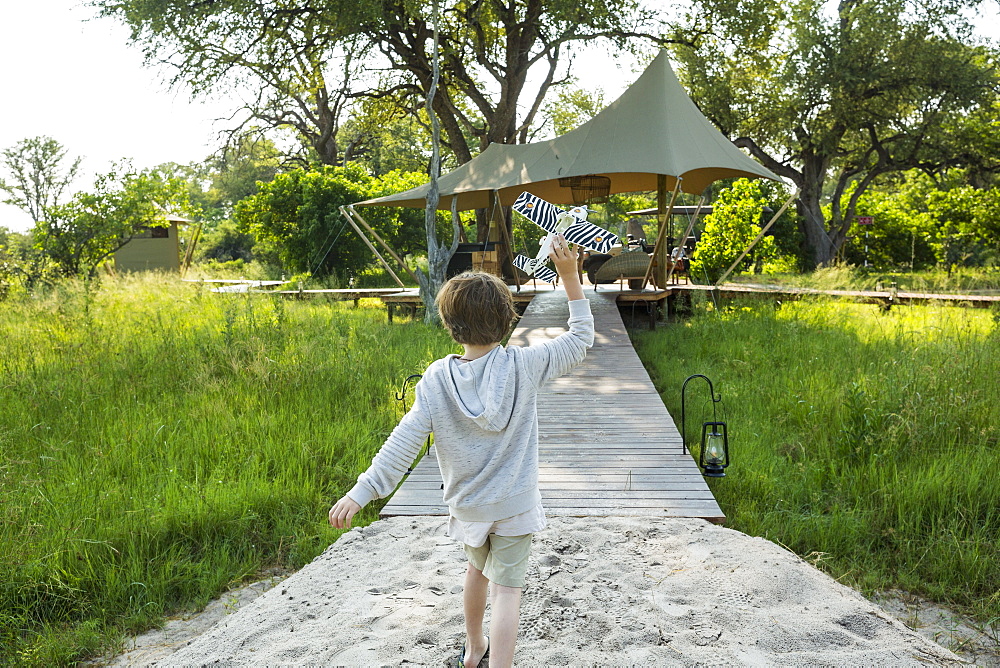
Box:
[356,50,781,211]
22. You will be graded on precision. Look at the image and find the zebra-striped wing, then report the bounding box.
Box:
[512,254,558,283]
[562,221,619,255]
[512,192,564,233]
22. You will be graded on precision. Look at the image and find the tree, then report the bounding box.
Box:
[689,179,777,282]
[35,165,193,276]
[95,0,671,243]
[233,165,430,281]
[672,0,999,268]
[0,136,81,223]
[95,0,375,167]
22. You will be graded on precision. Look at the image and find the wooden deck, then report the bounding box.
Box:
[380,285,669,328]
[379,289,725,523]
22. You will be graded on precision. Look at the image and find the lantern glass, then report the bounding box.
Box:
[699,421,729,477]
[704,430,725,464]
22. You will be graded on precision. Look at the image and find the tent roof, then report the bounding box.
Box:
[357,51,780,211]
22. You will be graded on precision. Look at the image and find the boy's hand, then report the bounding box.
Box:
[549,234,584,300]
[329,496,362,529]
[548,234,578,279]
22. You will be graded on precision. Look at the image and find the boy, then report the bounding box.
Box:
[329,234,594,668]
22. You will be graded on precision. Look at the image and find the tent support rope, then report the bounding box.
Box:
[714,191,798,286]
[665,194,706,285]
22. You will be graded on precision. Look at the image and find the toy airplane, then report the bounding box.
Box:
[511,192,620,281]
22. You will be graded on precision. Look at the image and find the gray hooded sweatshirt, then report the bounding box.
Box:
[347,298,594,522]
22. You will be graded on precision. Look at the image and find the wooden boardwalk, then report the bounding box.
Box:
[380,289,725,523]
[671,282,1000,308]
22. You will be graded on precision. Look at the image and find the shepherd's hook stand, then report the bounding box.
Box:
[680,374,722,455]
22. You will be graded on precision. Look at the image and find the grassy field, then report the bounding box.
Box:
[0,274,456,665]
[632,295,1000,630]
[4,273,999,663]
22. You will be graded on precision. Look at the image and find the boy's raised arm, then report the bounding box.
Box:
[515,234,594,386]
[549,234,584,301]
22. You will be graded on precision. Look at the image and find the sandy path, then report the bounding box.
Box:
[120,516,968,666]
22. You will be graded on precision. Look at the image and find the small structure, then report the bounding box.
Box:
[114,213,190,272]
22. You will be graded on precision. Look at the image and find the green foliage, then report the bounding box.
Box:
[839,170,1000,270]
[542,86,606,137]
[233,165,429,281]
[0,227,57,296]
[205,135,283,214]
[927,186,1000,268]
[340,102,434,176]
[0,274,457,665]
[633,297,1000,623]
[672,0,999,266]
[841,187,938,270]
[690,179,777,282]
[197,219,255,264]
[33,164,194,277]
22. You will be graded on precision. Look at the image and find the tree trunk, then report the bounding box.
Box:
[418,0,457,324]
[797,186,835,268]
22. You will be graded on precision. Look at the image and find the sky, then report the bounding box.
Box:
[1,1,997,233]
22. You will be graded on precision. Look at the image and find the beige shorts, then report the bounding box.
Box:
[464,534,532,588]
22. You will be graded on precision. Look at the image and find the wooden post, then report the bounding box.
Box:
[339,209,406,287]
[656,176,668,287]
[643,176,682,289]
[343,205,421,285]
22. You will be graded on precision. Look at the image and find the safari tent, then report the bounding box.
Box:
[356,50,780,211]
[353,50,788,287]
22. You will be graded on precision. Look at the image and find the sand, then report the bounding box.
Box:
[112,515,977,666]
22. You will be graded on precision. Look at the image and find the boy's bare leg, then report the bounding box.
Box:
[488,584,522,668]
[463,563,489,665]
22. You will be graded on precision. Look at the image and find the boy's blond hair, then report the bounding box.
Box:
[437,272,518,345]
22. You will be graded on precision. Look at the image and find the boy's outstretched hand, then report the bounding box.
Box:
[548,234,584,301]
[329,496,361,529]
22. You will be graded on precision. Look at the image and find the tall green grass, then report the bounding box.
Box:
[633,296,1000,625]
[0,273,456,665]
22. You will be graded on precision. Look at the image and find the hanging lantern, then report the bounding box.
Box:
[680,374,732,478]
[558,175,611,205]
[699,421,729,477]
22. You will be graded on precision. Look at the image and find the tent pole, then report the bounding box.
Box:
[345,205,421,285]
[485,189,505,273]
[494,196,520,287]
[338,206,406,287]
[665,195,706,284]
[715,191,798,286]
[643,176,682,289]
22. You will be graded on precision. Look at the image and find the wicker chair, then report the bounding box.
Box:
[590,250,652,290]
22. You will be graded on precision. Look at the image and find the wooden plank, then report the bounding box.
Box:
[401,481,712,491]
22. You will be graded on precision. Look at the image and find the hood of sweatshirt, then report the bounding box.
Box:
[443,345,517,432]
